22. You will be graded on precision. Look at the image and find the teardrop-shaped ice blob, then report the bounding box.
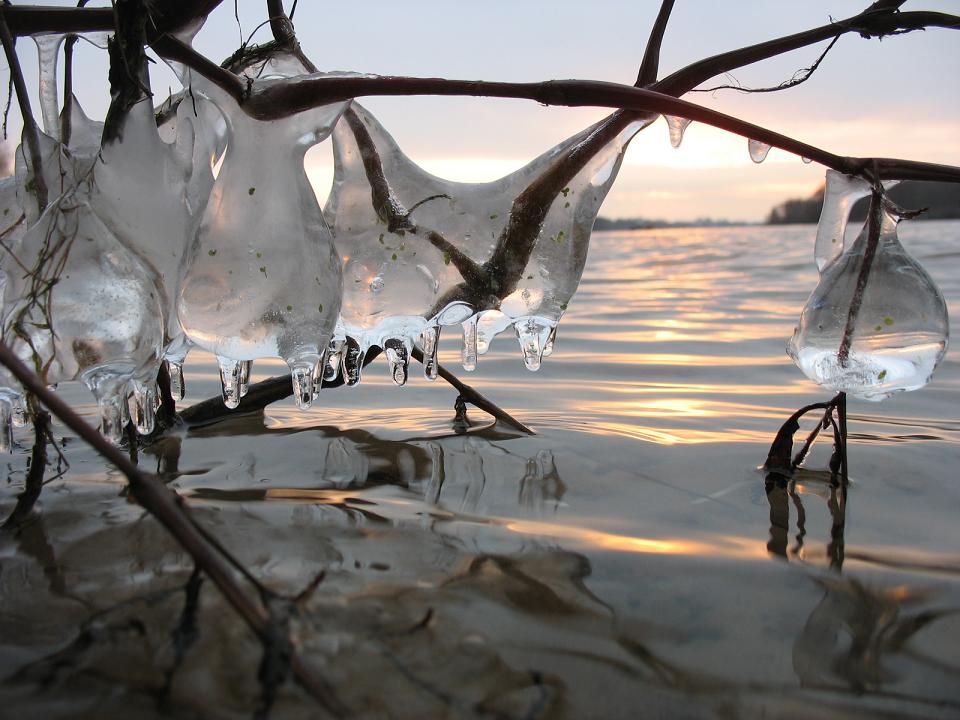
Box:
[664,115,691,149]
[514,317,554,372]
[178,58,346,407]
[289,359,316,410]
[33,34,65,140]
[814,170,873,272]
[217,356,244,409]
[326,103,651,374]
[476,309,511,356]
[383,338,410,386]
[788,203,949,400]
[748,139,772,164]
[1,196,166,443]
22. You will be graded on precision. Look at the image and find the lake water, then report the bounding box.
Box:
[2,221,958,718]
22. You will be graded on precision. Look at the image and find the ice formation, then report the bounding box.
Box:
[748,139,771,164]
[325,103,650,383]
[664,115,692,149]
[788,192,949,401]
[177,56,348,409]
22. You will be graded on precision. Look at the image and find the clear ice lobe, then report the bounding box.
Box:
[1,192,166,442]
[814,170,873,272]
[419,326,440,381]
[748,139,772,164]
[664,115,691,148]
[177,58,347,408]
[326,104,649,374]
[788,203,949,401]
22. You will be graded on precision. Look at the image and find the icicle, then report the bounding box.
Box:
[96,394,126,445]
[788,199,950,400]
[34,35,65,140]
[461,316,478,372]
[217,356,245,409]
[130,379,157,435]
[419,326,440,381]
[324,337,345,383]
[238,360,252,399]
[476,309,511,355]
[802,157,812,164]
[288,359,316,410]
[165,359,186,401]
[0,393,15,453]
[342,337,366,386]
[383,338,410,386]
[748,139,772,163]
[664,115,691,149]
[814,170,873,272]
[542,325,558,358]
[514,318,554,372]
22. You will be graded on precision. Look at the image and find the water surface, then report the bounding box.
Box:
[2,222,958,718]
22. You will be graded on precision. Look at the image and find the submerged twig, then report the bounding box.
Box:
[0,340,347,717]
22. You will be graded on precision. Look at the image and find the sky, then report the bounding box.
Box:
[3,0,959,222]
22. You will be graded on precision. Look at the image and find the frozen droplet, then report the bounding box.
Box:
[383,338,410,386]
[238,360,252,399]
[324,337,345,383]
[34,35,65,140]
[542,325,558,357]
[802,156,812,164]
[97,392,127,445]
[342,337,366,386]
[166,359,186,401]
[420,326,440,381]
[476,309,511,355]
[514,318,554,372]
[748,139,771,164]
[218,356,245,409]
[461,316,478,372]
[289,360,315,410]
[369,275,385,294]
[130,380,157,435]
[664,115,691,149]
[789,200,949,400]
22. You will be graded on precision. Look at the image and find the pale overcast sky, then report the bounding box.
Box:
[4,1,959,221]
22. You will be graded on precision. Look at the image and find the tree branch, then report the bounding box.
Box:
[636,0,675,87]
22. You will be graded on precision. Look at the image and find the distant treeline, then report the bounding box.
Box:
[767,181,960,224]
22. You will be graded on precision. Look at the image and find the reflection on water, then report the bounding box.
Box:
[2,223,959,717]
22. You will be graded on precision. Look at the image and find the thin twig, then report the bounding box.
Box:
[692,35,842,94]
[837,191,883,366]
[636,0,675,87]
